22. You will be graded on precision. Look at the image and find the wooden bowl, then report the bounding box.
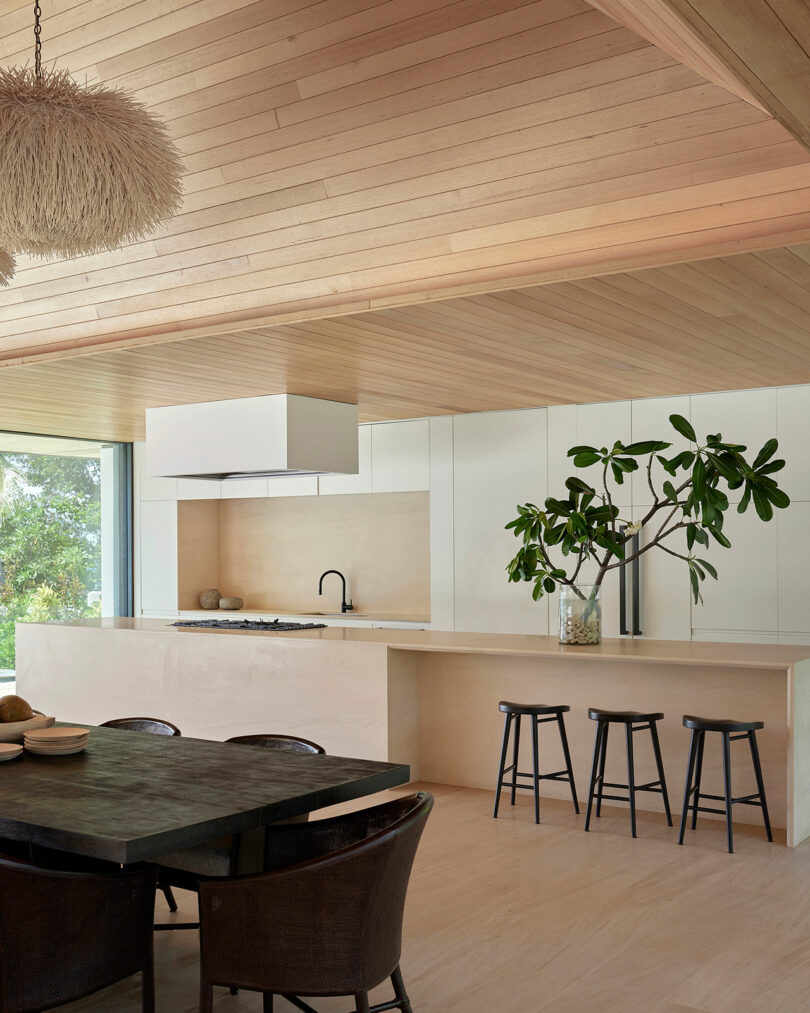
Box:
[0,715,55,743]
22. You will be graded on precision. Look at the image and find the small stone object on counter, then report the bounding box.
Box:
[560,613,601,646]
[219,596,243,611]
[199,588,221,610]
[0,694,35,722]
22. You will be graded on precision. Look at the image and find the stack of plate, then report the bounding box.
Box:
[0,742,23,762]
[24,727,90,756]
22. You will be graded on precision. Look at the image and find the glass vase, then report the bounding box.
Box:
[559,585,602,645]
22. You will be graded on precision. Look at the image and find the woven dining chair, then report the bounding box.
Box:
[154,733,327,934]
[100,716,182,736]
[100,715,183,914]
[198,790,433,1013]
[0,855,156,1012]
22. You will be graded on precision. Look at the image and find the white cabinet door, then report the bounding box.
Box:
[139,501,178,613]
[577,400,632,508]
[220,478,270,499]
[691,508,778,636]
[630,394,691,507]
[778,502,810,635]
[453,409,548,635]
[428,416,454,631]
[371,420,429,493]
[632,502,691,641]
[318,425,372,495]
[264,476,318,497]
[690,388,778,504]
[777,386,810,503]
[177,478,221,500]
[135,442,177,501]
[546,404,576,500]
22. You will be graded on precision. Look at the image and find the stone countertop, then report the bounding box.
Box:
[28,618,810,671]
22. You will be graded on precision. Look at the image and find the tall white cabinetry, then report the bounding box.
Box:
[547,395,692,641]
[453,409,548,635]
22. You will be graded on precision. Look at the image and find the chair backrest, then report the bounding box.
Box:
[226,733,325,754]
[199,791,433,996]
[100,716,181,736]
[0,856,155,1012]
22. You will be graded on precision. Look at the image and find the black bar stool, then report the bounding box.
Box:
[493,701,579,824]
[584,708,672,838]
[678,714,772,854]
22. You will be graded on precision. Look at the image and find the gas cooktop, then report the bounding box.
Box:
[172,618,327,631]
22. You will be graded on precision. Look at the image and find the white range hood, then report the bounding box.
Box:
[145,394,359,480]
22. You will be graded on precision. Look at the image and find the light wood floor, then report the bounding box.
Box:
[63,783,810,1013]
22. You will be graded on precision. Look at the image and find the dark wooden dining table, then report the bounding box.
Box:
[0,724,410,864]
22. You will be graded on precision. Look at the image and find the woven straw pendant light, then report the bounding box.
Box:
[0,1,183,264]
[0,249,15,286]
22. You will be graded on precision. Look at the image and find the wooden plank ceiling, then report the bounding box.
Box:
[2,0,810,366]
[4,240,810,441]
[3,0,810,440]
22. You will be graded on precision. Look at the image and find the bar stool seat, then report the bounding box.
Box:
[584,708,672,838]
[588,708,664,724]
[678,714,771,853]
[683,715,764,733]
[493,701,579,824]
[500,702,570,716]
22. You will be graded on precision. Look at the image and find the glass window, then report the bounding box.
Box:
[0,433,132,692]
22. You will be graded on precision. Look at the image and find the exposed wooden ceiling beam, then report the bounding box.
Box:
[589,1,810,152]
[4,240,810,442]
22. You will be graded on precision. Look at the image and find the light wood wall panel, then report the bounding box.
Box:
[6,239,810,441]
[2,0,810,361]
[214,492,431,618]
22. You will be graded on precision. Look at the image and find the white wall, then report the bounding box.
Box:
[134,384,810,644]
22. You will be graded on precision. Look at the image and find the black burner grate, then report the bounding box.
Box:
[172,618,327,631]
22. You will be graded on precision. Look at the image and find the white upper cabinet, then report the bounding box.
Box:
[632,502,691,641]
[319,425,372,495]
[264,475,318,497]
[135,442,177,501]
[139,500,178,613]
[691,508,778,636]
[453,409,548,635]
[778,502,810,635]
[371,420,429,493]
[546,404,576,499]
[777,386,810,502]
[577,400,632,508]
[630,395,691,506]
[690,388,778,504]
[177,478,221,500]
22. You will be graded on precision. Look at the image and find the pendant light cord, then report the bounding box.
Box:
[33,0,42,80]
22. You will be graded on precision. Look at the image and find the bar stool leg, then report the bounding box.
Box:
[649,721,673,827]
[493,712,512,818]
[678,729,698,845]
[584,722,604,832]
[510,714,521,807]
[690,730,705,830]
[530,715,541,825]
[748,730,773,843]
[625,722,637,839]
[595,722,609,818]
[557,713,580,814]
[721,730,734,854]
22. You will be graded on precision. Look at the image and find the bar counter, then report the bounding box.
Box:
[16,619,810,845]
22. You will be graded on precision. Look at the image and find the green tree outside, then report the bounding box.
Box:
[0,452,101,670]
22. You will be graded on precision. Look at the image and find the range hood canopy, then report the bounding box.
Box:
[145,394,359,480]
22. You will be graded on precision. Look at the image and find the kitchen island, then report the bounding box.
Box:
[16,619,810,845]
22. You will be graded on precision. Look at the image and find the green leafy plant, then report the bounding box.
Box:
[506,414,789,605]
